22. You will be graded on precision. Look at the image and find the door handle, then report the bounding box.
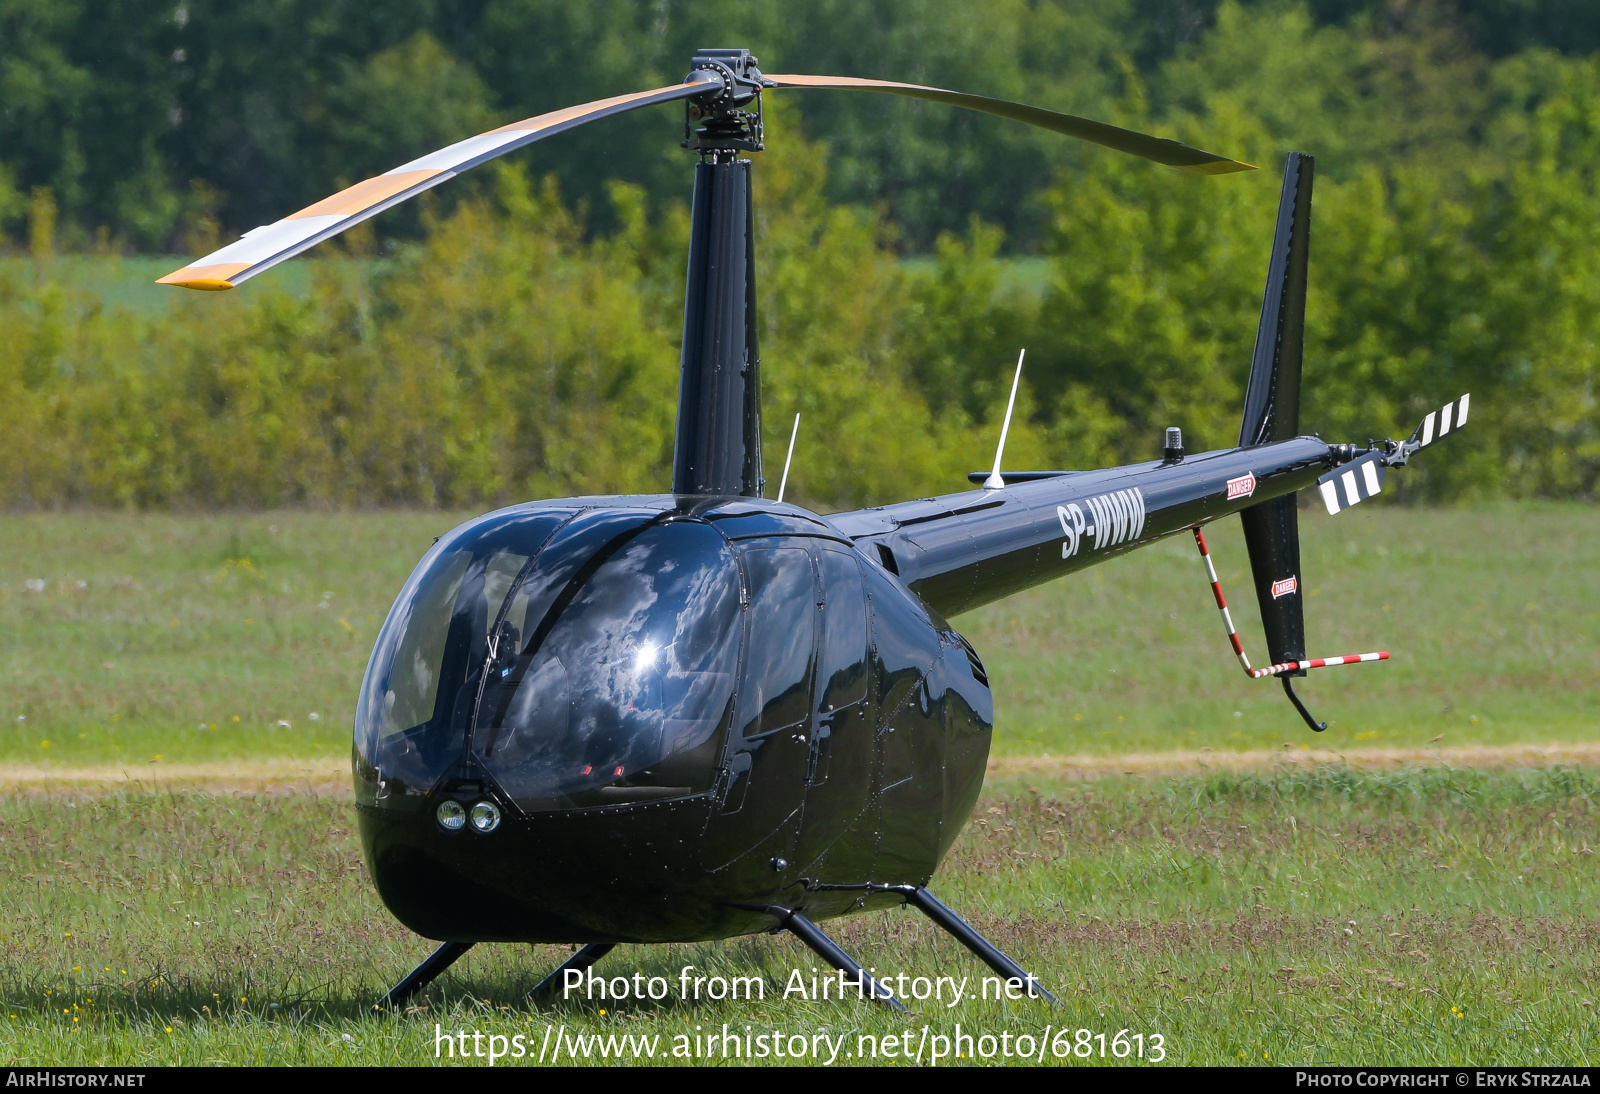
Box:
[717,751,753,814]
[807,718,833,785]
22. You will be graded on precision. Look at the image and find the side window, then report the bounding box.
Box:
[816,549,868,712]
[737,547,817,736]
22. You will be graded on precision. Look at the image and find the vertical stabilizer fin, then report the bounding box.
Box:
[1240,154,1315,685]
[1239,152,1314,448]
[1240,497,1307,667]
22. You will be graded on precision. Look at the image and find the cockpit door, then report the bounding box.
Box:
[704,543,818,875]
[794,545,873,880]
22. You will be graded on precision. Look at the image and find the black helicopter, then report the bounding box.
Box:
[160,49,1469,1011]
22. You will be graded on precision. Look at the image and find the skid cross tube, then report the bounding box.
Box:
[529,943,616,1001]
[375,941,474,1010]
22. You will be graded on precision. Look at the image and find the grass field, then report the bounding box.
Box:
[0,256,377,320]
[1,768,1594,1065]
[4,255,1047,323]
[2,504,1595,768]
[1,505,1594,1066]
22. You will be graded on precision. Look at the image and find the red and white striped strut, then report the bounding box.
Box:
[1190,526,1389,679]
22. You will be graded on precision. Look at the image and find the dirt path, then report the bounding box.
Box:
[986,742,1600,779]
[4,742,1597,796]
[0,758,348,796]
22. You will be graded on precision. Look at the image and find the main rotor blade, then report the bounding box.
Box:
[765,74,1253,175]
[158,79,717,291]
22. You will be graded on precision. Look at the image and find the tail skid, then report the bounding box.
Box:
[1191,525,1389,731]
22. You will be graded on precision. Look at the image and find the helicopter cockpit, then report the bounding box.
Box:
[353,504,742,815]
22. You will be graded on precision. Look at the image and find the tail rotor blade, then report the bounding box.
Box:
[764,74,1254,174]
[1316,451,1387,516]
[158,77,720,291]
[1408,394,1471,450]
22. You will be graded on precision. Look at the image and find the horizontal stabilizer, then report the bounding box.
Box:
[1317,451,1386,515]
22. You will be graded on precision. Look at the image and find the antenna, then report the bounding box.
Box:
[776,412,800,503]
[983,349,1026,491]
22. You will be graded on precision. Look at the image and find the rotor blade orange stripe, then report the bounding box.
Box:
[160,79,715,290]
[288,170,441,220]
[155,262,251,289]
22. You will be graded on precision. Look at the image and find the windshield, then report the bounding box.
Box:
[352,509,570,805]
[473,520,741,811]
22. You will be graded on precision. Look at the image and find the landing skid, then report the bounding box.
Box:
[901,887,1057,1003]
[754,905,907,1013]
[374,886,1044,1014]
[802,882,1058,1004]
[528,943,615,1001]
[373,940,474,1010]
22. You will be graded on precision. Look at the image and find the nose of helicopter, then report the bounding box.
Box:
[350,501,756,942]
[356,784,732,943]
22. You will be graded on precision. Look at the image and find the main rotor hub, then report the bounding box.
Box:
[685,48,768,156]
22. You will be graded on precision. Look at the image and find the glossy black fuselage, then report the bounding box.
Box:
[354,434,1336,945]
[355,497,991,944]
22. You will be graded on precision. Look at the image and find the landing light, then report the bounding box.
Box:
[436,800,466,831]
[470,801,501,834]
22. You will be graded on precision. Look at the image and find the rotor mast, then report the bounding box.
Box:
[671,49,767,498]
